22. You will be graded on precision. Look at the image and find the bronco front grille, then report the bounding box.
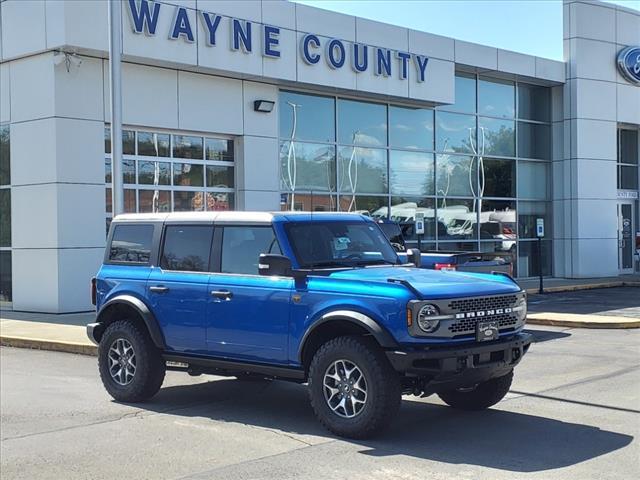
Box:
[447,294,519,335]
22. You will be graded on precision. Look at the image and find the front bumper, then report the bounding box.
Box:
[386,332,532,389]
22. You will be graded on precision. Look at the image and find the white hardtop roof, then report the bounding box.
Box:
[112,211,368,224]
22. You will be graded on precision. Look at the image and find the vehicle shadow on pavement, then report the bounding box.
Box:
[525,328,572,343]
[136,377,633,473]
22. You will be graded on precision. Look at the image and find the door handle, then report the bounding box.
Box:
[210,290,233,300]
[149,286,169,293]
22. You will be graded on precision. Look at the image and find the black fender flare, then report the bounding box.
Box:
[96,295,166,349]
[298,310,399,363]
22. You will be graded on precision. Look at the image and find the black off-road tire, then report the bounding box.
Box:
[98,320,166,403]
[437,371,513,411]
[308,336,401,439]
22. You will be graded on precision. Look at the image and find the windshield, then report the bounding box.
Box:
[285,221,399,269]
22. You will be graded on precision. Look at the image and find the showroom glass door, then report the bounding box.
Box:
[618,202,635,273]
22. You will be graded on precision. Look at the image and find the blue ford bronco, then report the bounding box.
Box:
[88,211,531,438]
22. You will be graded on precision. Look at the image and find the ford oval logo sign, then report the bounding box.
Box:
[617,46,640,86]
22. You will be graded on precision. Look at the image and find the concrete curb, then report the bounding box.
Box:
[527,314,640,329]
[0,336,97,356]
[524,281,640,295]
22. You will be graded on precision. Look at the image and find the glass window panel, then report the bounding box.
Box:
[174,191,204,211]
[173,163,204,187]
[160,225,213,272]
[338,195,388,216]
[221,226,281,275]
[139,190,171,213]
[206,165,234,188]
[437,198,477,240]
[205,138,234,161]
[619,129,638,165]
[338,99,387,147]
[479,241,516,270]
[105,159,112,183]
[123,159,135,184]
[518,240,552,277]
[280,193,337,212]
[389,106,434,150]
[390,197,436,241]
[106,188,112,214]
[0,189,10,247]
[619,165,639,190]
[479,78,515,118]
[482,158,515,198]
[390,151,434,196]
[137,131,170,157]
[439,74,476,114]
[518,161,549,200]
[437,241,478,252]
[480,200,516,245]
[479,117,515,157]
[138,161,170,185]
[338,146,387,195]
[104,127,111,154]
[0,251,11,302]
[0,125,10,186]
[280,142,336,192]
[173,135,204,159]
[436,154,478,197]
[123,130,136,155]
[518,122,551,160]
[124,188,136,213]
[436,111,476,154]
[280,91,335,143]
[519,201,550,239]
[206,192,234,211]
[108,224,154,263]
[517,84,551,122]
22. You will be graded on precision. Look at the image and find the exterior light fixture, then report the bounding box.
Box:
[254,100,275,113]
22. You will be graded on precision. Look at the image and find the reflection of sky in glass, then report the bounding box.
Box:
[479,79,515,118]
[436,112,476,154]
[389,106,434,150]
[436,154,477,197]
[279,142,335,192]
[279,91,335,143]
[338,146,387,194]
[390,151,434,196]
[439,75,476,114]
[479,117,515,157]
[338,99,387,146]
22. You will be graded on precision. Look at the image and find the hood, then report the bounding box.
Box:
[327,266,521,299]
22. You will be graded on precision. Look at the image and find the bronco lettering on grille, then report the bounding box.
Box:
[455,307,512,319]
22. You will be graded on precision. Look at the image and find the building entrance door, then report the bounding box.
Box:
[617,202,635,273]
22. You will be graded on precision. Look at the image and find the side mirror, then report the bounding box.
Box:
[391,242,405,252]
[258,254,293,277]
[407,248,422,268]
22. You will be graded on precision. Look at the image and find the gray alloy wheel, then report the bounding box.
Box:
[323,359,368,418]
[108,338,137,386]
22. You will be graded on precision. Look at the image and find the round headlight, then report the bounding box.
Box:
[417,304,441,333]
[514,297,527,321]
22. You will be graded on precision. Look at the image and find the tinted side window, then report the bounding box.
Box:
[221,226,281,275]
[161,225,213,272]
[109,224,154,264]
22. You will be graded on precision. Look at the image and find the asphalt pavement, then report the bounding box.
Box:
[528,286,640,318]
[1,325,639,480]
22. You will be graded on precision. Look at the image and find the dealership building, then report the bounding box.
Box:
[0,0,639,313]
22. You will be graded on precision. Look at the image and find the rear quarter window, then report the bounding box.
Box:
[160,225,213,272]
[108,224,154,264]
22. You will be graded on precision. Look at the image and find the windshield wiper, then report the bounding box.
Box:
[305,261,355,269]
[352,259,398,266]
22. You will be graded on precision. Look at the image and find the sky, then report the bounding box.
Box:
[293,0,640,60]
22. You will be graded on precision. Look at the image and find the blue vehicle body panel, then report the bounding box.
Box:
[95,212,526,371]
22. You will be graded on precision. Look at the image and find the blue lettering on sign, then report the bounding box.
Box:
[200,12,222,46]
[263,25,281,58]
[375,48,391,76]
[301,34,321,65]
[396,51,411,80]
[414,55,429,82]
[232,19,252,52]
[128,0,161,35]
[327,39,346,69]
[352,43,368,73]
[170,7,194,42]
[617,46,640,86]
